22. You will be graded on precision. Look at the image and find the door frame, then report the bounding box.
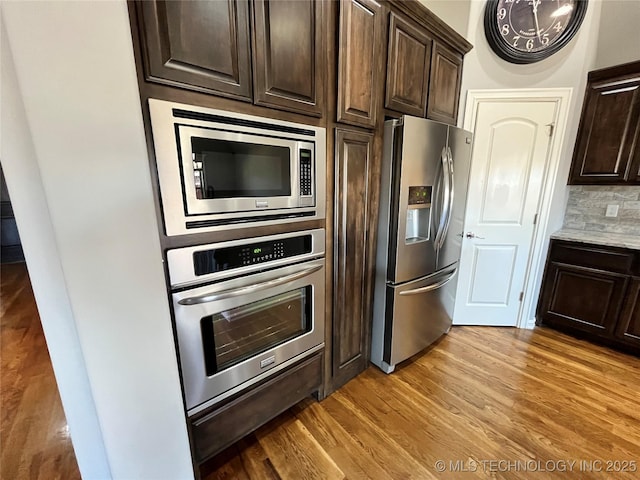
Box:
[462,88,572,328]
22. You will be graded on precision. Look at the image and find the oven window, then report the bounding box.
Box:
[201,287,312,375]
[191,137,291,199]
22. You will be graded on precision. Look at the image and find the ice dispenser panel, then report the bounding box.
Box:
[405,186,432,244]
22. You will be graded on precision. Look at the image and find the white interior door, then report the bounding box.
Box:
[453,101,556,326]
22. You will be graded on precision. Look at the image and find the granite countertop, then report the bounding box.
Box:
[551,229,640,251]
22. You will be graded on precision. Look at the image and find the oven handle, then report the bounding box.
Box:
[177,264,323,305]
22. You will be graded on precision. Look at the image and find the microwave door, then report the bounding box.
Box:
[177,125,307,216]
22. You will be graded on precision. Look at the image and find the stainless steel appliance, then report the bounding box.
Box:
[148,99,326,236]
[371,116,472,373]
[168,229,325,415]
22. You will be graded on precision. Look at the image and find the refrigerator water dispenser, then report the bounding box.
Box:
[405,186,432,244]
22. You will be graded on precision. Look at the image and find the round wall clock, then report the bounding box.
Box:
[484,0,588,64]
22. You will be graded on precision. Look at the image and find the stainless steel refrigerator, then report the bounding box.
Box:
[371,116,472,374]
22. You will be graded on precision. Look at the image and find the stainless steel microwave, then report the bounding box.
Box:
[148,99,326,236]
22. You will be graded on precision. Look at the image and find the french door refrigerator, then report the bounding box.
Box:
[371,116,472,373]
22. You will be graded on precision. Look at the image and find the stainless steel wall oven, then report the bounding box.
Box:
[168,229,325,415]
[148,99,326,236]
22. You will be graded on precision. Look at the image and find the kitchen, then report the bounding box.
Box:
[1,0,639,479]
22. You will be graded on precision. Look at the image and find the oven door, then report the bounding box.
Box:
[172,258,325,414]
[178,125,314,216]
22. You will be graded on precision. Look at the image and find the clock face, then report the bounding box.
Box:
[484,0,588,64]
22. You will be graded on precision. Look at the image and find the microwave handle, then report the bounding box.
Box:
[178,264,323,305]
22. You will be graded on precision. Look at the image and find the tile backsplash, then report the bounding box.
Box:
[564,186,640,236]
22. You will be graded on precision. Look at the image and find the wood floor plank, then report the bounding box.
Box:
[437,335,640,461]
[236,437,281,480]
[0,263,80,480]
[319,394,439,479]
[203,326,640,479]
[291,400,392,479]
[442,331,640,450]
[253,413,345,480]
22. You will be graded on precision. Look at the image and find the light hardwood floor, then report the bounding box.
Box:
[1,263,80,480]
[202,323,640,478]
[2,262,639,479]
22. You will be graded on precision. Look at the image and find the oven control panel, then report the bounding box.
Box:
[193,235,312,276]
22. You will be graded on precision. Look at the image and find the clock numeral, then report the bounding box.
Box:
[497,8,506,20]
[541,33,549,45]
[501,24,510,35]
[553,21,564,32]
[512,35,520,47]
[526,38,534,51]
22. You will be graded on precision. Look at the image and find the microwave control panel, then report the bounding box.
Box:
[193,235,313,276]
[300,149,313,196]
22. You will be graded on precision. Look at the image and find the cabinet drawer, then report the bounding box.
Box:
[549,241,634,274]
[190,352,322,463]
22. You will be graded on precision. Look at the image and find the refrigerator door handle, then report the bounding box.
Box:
[399,268,457,296]
[433,147,451,250]
[437,146,455,250]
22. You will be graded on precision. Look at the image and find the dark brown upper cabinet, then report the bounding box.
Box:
[135,0,252,101]
[252,0,324,117]
[427,42,463,125]
[332,128,377,390]
[569,61,640,185]
[385,13,432,117]
[337,0,385,128]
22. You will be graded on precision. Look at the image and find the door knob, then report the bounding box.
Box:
[465,232,485,239]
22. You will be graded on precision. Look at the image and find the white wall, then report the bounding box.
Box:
[595,0,640,69]
[1,2,194,479]
[1,16,111,479]
[457,0,604,323]
[418,0,472,37]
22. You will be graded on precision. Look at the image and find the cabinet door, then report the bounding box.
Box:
[333,129,375,389]
[385,14,432,117]
[337,0,384,128]
[540,262,628,337]
[569,72,640,184]
[615,277,640,349]
[136,0,252,101]
[252,0,324,117]
[427,42,463,126]
[628,131,640,183]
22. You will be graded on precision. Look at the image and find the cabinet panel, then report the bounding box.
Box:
[615,277,640,349]
[190,352,322,463]
[427,42,463,125]
[252,0,324,116]
[569,63,640,184]
[337,0,384,128]
[541,262,628,336]
[385,14,432,117]
[549,242,634,275]
[333,129,375,388]
[136,0,252,101]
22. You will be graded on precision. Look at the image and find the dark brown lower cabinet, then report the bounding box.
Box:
[615,277,640,347]
[537,239,639,354]
[540,263,627,336]
[191,352,322,464]
[332,128,376,389]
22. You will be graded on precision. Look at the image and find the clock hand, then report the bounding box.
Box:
[532,0,543,42]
